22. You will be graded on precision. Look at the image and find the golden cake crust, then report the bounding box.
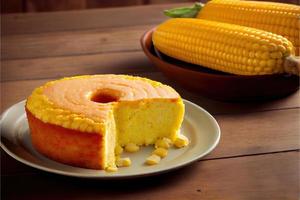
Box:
[26,109,105,169]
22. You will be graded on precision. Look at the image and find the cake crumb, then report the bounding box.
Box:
[106,166,118,172]
[116,157,131,167]
[115,145,123,155]
[153,148,168,158]
[145,154,161,165]
[174,134,189,148]
[155,137,172,149]
[124,143,140,153]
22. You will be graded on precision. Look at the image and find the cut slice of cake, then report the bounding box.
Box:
[26,75,185,170]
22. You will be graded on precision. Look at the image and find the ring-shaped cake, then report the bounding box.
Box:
[26,75,185,170]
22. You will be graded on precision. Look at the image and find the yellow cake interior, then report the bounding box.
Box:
[104,109,117,169]
[100,98,184,168]
[114,99,183,146]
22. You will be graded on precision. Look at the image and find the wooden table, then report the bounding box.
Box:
[1,3,300,200]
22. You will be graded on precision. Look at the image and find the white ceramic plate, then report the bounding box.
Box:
[1,99,220,179]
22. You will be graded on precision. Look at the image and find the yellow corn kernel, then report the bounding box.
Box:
[116,157,131,167]
[277,45,286,53]
[163,137,172,145]
[41,115,49,123]
[153,148,168,158]
[174,134,189,148]
[268,43,278,52]
[197,0,299,55]
[153,18,295,75]
[155,137,172,149]
[260,52,270,60]
[145,155,161,165]
[115,145,123,155]
[56,115,64,121]
[62,121,71,129]
[70,119,81,130]
[267,59,276,68]
[252,43,260,50]
[259,60,267,68]
[124,143,140,153]
[106,166,118,172]
[270,51,283,59]
[94,123,102,133]
[79,122,88,132]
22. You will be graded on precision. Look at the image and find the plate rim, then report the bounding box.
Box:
[1,99,221,179]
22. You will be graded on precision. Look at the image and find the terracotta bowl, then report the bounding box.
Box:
[141,28,299,101]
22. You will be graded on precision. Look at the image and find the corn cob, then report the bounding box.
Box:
[153,18,300,75]
[197,0,300,55]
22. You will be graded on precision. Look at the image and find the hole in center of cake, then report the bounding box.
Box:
[91,89,120,103]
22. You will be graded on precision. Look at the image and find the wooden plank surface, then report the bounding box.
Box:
[1,51,157,81]
[210,109,300,158]
[2,25,152,60]
[1,3,184,35]
[2,151,299,200]
[25,0,87,12]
